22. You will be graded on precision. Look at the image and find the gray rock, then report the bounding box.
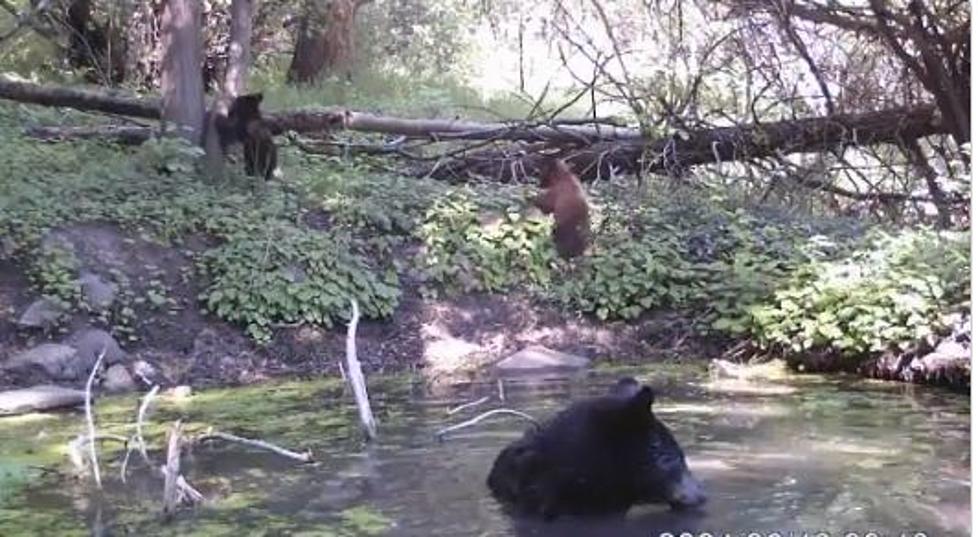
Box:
[5,344,80,380]
[131,359,159,385]
[0,385,87,415]
[102,364,135,393]
[282,264,307,284]
[77,272,117,310]
[932,339,970,360]
[16,297,68,328]
[495,345,589,373]
[68,328,126,366]
[169,385,192,400]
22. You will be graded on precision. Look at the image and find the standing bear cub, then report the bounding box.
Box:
[487,378,706,519]
[205,92,278,181]
[533,157,591,259]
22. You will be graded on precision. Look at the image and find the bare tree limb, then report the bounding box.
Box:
[196,430,314,462]
[83,349,107,489]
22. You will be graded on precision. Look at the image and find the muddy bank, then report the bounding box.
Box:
[0,223,717,393]
[0,222,967,395]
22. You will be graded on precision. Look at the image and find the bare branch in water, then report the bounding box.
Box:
[435,409,539,441]
[196,429,314,463]
[345,299,377,440]
[447,396,490,415]
[83,348,107,488]
[121,384,160,483]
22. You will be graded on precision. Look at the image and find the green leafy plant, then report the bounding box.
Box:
[744,229,970,360]
[413,191,555,296]
[553,228,697,320]
[198,225,401,343]
[29,245,80,305]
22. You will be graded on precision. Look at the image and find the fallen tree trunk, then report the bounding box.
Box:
[26,124,157,144]
[0,76,161,118]
[438,106,948,181]
[0,76,637,143]
[1,77,954,181]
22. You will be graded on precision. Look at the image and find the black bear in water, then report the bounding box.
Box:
[487,377,706,519]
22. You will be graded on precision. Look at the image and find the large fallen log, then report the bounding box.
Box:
[0,385,87,415]
[0,77,954,181]
[0,76,637,143]
[441,105,948,181]
[0,76,162,118]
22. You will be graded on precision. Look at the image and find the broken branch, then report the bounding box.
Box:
[83,349,107,488]
[434,409,539,440]
[345,299,377,440]
[196,430,314,463]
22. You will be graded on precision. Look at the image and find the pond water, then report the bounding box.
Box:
[0,366,970,536]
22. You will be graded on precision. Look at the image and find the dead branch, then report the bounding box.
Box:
[83,349,107,488]
[122,384,160,483]
[447,396,490,415]
[345,299,377,440]
[162,420,184,515]
[196,429,314,463]
[433,104,951,182]
[434,409,539,440]
[136,385,160,462]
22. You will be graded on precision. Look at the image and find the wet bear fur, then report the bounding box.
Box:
[487,377,706,520]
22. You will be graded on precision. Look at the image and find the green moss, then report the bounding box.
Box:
[339,505,395,535]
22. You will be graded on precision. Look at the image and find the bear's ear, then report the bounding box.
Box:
[625,385,655,414]
[610,377,642,398]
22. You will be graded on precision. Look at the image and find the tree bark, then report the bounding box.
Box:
[903,139,953,228]
[286,0,359,84]
[223,0,252,98]
[286,1,324,84]
[160,0,205,142]
[0,74,161,117]
[204,0,253,176]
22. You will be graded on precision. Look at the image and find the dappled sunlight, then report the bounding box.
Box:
[699,379,799,396]
[656,402,791,419]
[808,439,903,457]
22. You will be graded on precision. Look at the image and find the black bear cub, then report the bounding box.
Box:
[487,377,706,520]
[207,93,278,181]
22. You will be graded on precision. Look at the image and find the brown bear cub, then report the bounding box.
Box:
[206,92,278,181]
[533,157,591,259]
[228,93,277,181]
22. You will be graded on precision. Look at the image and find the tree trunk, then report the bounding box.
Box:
[123,0,160,89]
[286,2,324,84]
[160,0,205,142]
[204,0,253,176]
[904,139,953,229]
[65,0,126,84]
[286,0,359,84]
[223,0,252,98]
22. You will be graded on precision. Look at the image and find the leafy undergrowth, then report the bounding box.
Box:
[0,102,969,365]
[745,229,970,364]
[0,107,402,343]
